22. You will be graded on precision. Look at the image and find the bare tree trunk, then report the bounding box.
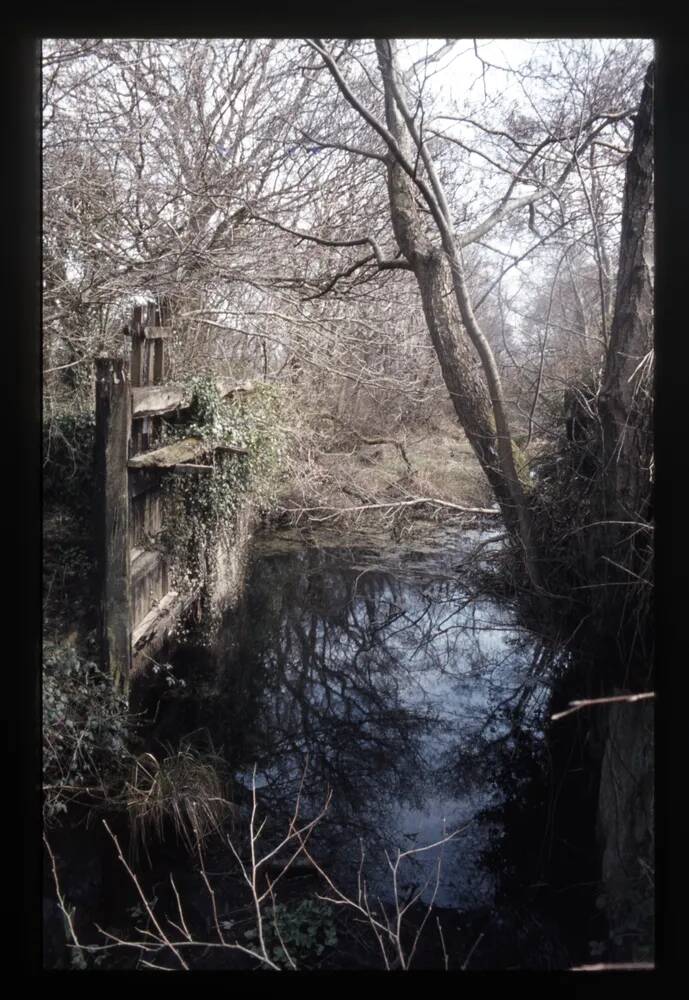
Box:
[599,61,654,523]
[374,40,541,584]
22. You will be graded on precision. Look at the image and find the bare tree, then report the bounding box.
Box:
[42,37,653,589]
[598,61,654,525]
[270,37,651,586]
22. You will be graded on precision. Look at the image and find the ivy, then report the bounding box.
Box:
[159,378,286,598]
[243,899,338,968]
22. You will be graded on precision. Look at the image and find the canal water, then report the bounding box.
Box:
[45,526,603,969]
[153,526,594,967]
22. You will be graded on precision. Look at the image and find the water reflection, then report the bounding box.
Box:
[170,536,550,911]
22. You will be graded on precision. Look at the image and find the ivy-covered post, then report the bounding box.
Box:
[95,357,132,695]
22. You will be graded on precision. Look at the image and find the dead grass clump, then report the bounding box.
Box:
[126,740,232,859]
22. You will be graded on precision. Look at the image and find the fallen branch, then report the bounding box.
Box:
[551,691,654,722]
[570,962,654,972]
[282,498,500,520]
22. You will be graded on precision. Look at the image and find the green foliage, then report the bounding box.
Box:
[42,641,131,820]
[43,511,97,636]
[243,899,338,968]
[43,409,98,632]
[160,379,286,595]
[43,410,96,521]
[184,377,286,505]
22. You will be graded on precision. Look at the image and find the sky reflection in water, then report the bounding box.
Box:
[219,531,549,910]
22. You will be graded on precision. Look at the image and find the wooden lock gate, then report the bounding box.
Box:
[95,299,249,693]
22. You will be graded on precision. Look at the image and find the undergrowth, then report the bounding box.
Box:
[42,641,132,821]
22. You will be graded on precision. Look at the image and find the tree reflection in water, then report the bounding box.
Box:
[169,537,551,910]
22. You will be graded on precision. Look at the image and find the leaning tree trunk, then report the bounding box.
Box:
[374,40,541,587]
[598,60,654,526]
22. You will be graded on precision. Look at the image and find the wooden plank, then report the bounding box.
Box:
[132,385,187,418]
[153,338,165,383]
[132,489,164,544]
[140,415,151,453]
[131,549,164,588]
[132,589,197,655]
[144,339,155,383]
[127,436,208,469]
[131,551,167,628]
[143,325,172,339]
[133,572,165,629]
[131,341,144,387]
[131,493,145,548]
[131,379,255,418]
[130,417,144,457]
[95,357,132,694]
[149,491,161,535]
[172,463,214,474]
[129,467,160,499]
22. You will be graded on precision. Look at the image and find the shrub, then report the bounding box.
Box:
[42,641,131,821]
[244,899,338,968]
[43,410,96,521]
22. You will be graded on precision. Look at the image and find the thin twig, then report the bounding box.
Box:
[44,834,83,952]
[462,930,484,970]
[168,874,192,942]
[436,916,449,971]
[102,819,190,971]
[551,691,654,721]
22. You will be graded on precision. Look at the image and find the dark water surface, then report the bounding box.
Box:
[231,531,544,906]
[159,527,589,966]
[46,526,602,969]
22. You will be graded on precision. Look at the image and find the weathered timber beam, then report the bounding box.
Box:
[95,357,132,694]
[127,436,208,469]
[131,379,256,418]
[132,591,181,650]
[128,438,248,471]
[131,549,164,587]
[129,467,160,499]
[131,385,187,418]
[131,589,199,669]
[171,463,214,474]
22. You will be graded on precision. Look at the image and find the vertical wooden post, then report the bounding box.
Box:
[130,305,145,455]
[153,340,165,384]
[130,305,145,386]
[95,357,132,695]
